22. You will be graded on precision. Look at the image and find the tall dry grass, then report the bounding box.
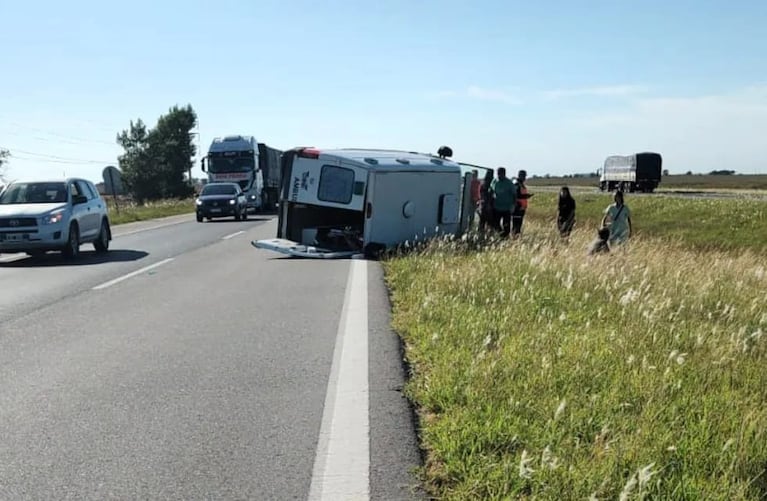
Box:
[385,220,767,500]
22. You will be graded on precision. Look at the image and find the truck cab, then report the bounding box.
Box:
[202,135,265,212]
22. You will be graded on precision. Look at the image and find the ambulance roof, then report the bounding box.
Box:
[309,148,462,173]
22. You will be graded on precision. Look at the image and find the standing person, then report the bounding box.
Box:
[511,169,533,238]
[477,170,495,232]
[470,170,481,207]
[490,167,516,238]
[557,186,576,238]
[601,190,632,246]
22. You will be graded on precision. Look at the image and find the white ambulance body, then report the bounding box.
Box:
[252,147,473,258]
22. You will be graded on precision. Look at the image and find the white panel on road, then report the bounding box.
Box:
[309,259,370,501]
[0,254,27,263]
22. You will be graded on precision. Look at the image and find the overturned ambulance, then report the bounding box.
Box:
[252,147,475,258]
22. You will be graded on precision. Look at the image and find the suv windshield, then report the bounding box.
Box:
[0,182,68,204]
[201,184,237,196]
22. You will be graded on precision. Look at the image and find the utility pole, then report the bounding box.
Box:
[189,129,200,188]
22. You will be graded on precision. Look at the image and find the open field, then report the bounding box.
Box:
[523,192,767,254]
[385,196,767,499]
[104,197,195,225]
[528,174,767,191]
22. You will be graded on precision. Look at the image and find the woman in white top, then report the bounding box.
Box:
[601,190,632,245]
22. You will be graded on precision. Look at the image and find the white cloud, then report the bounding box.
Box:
[431,84,645,106]
[542,85,647,101]
[429,85,522,105]
[566,85,767,173]
[465,85,522,105]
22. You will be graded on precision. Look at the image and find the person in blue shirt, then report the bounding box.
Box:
[490,167,516,238]
[601,190,633,245]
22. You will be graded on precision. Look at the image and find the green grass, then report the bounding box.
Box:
[528,174,767,191]
[105,197,195,225]
[384,199,767,499]
[524,192,767,254]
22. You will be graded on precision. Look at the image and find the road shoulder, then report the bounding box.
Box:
[368,262,425,501]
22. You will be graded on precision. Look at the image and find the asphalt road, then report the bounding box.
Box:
[0,214,422,500]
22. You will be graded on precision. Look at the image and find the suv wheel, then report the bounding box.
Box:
[62,223,80,259]
[94,219,110,253]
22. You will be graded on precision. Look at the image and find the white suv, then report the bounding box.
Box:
[0,178,112,258]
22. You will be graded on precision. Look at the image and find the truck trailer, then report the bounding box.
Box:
[599,152,663,193]
[257,142,282,211]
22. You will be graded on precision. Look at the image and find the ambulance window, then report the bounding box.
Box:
[318,165,355,204]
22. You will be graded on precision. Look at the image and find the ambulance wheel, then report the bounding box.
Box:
[363,242,386,260]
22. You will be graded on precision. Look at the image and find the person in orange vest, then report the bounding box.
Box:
[470,170,481,207]
[511,169,533,237]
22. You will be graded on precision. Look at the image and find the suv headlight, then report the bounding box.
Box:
[195,199,202,206]
[229,199,236,205]
[43,211,65,225]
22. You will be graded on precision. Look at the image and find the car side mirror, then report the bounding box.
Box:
[73,195,88,205]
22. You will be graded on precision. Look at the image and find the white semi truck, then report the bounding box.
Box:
[200,135,282,212]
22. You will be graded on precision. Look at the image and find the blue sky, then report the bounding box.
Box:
[2,0,766,184]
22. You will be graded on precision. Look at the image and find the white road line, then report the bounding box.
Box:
[309,259,369,501]
[91,258,174,291]
[112,218,190,238]
[222,230,245,240]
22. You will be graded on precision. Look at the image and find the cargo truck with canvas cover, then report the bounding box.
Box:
[252,147,472,259]
[200,135,282,212]
[599,152,663,193]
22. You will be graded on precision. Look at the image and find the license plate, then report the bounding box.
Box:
[210,208,221,213]
[1,233,26,241]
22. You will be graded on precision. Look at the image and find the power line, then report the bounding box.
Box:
[0,114,119,135]
[0,129,119,147]
[9,148,113,164]
[11,155,113,166]
[1,123,116,146]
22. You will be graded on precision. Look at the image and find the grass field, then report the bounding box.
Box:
[384,196,767,499]
[105,197,195,225]
[528,174,767,191]
[524,192,767,254]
